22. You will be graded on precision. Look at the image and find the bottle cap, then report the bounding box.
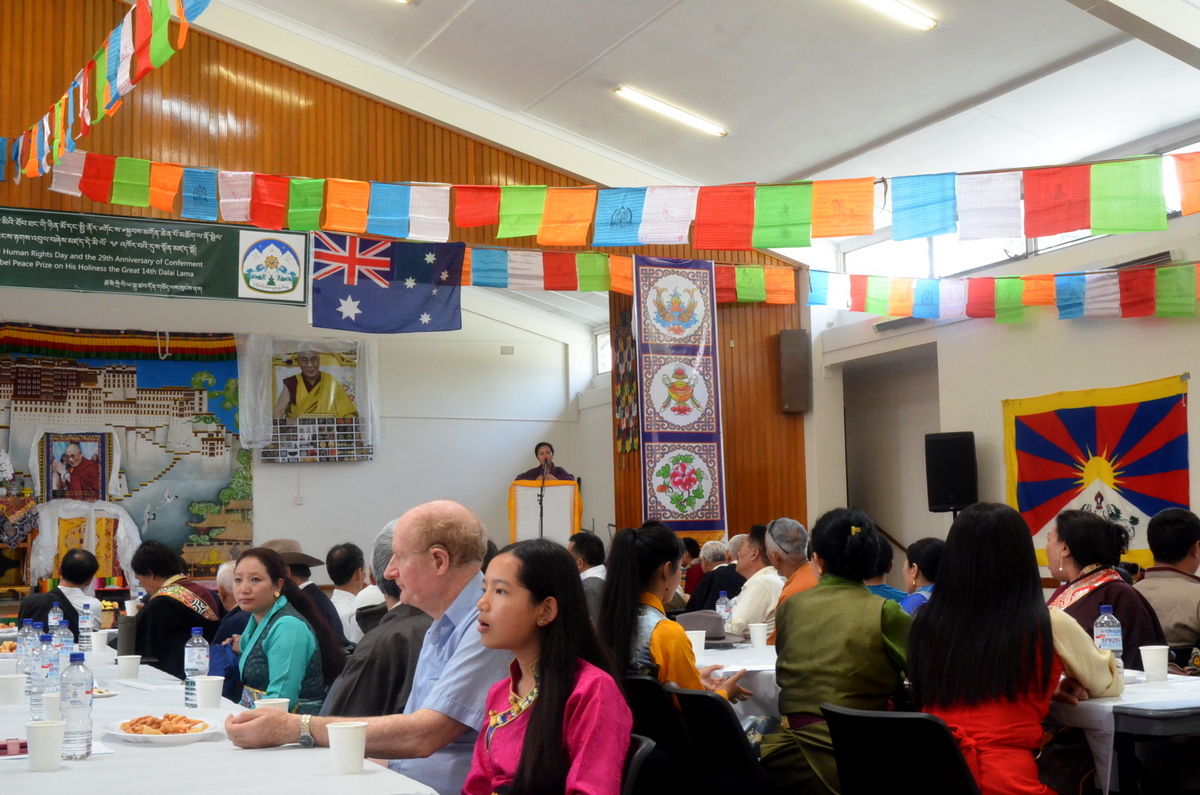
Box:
[40,634,53,642]
[70,652,85,663]
[719,591,727,597]
[22,618,32,626]
[33,622,44,629]
[59,621,69,627]
[191,627,203,635]
[1100,605,1114,614]
[52,602,60,607]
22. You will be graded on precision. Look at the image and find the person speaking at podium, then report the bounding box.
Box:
[515,442,575,482]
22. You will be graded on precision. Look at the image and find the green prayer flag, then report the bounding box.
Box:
[576,252,611,291]
[150,0,176,68]
[1156,265,1196,317]
[50,100,64,166]
[94,48,109,116]
[994,278,1026,324]
[736,267,766,302]
[865,275,889,315]
[288,178,326,231]
[496,186,547,239]
[110,158,151,207]
[1091,158,1168,234]
[751,183,812,248]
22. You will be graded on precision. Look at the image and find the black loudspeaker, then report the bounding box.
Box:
[779,329,811,413]
[925,432,978,513]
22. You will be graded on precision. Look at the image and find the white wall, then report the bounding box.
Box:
[0,284,615,581]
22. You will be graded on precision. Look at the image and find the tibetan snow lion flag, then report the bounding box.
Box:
[1004,375,1189,566]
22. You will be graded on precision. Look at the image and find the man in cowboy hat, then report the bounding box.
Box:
[261,538,350,647]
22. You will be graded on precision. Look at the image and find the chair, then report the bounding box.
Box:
[667,684,771,795]
[621,734,656,795]
[821,703,980,795]
[622,676,693,795]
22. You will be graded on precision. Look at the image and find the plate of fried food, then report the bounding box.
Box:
[0,639,16,657]
[103,713,222,745]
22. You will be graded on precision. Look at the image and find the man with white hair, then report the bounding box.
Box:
[727,533,749,563]
[226,500,510,795]
[213,559,250,644]
[764,518,816,643]
[683,540,746,613]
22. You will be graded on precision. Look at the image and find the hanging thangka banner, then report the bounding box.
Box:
[0,206,307,304]
[1004,374,1189,568]
[635,256,726,539]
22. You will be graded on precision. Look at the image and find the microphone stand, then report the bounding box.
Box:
[537,463,548,539]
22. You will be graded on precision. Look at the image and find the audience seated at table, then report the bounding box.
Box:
[899,537,943,615]
[226,501,511,795]
[1134,508,1200,663]
[322,523,432,717]
[261,538,351,648]
[326,541,369,644]
[232,547,346,714]
[681,536,703,597]
[682,540,745,613]
[463,538,632,795]
[908,502,1122,795]
[598,521,751,703]
[568,531,608,619]
[863,534,908,603]
[760,508,911,795]
[725,524,784,637]
[18,548,99,642]
[1047,510,1166,671]
[130,540,220,680]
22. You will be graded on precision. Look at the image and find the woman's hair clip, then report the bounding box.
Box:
[850,526,862,535]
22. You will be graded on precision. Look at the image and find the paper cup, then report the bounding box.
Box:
[254,698,291,711]
[193,675,225,709]
[1141,645,1169,682]
[748,623,769,649]
[685,630,706,660]
[124,600,141,617]
[92,629,115,649]
[0,673,24,706]
[0,657,17,675]
[26,721,65,772]
[327,721,368,775]
[42,691,61,721]
[117,655,141,679]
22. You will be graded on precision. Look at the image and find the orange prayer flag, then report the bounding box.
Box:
[811,178,875,237]
[324,179,371,234]
[1173,153,1200,216]
[609,255,633,296]
[175,0,190,48]
[536,188,596,246]
[1020,274,1056,306]
[148,162,184,212]
[887,277,914,316]
[461,247,472,286]
[764,268,797,304]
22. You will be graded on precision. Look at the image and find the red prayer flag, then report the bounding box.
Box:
[132,0,154,84]
[715,266,737,303]
[79,153,117,202]
[454,186,501,227]
[1120,268,1156,317]
[542,252,578,291]
[965,277,996,318]
[250,174,289,230]
[694,184,756,250]
[1024,166,1090,238]
[849,274,868,312]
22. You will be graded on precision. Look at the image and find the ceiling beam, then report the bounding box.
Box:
[1064,0,1200,69]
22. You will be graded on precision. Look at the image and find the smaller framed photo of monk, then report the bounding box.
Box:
[43,432,110,502]
[272,348,360,420]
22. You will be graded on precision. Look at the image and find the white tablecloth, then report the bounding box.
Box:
[696,644,779,721]
[0,646,434,794]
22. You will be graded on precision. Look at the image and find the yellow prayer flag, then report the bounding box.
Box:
[537,188,597,247]
[888,277,915,316]
[324,179,371,234]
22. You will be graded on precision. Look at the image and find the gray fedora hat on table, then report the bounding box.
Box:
[261,538,324,567]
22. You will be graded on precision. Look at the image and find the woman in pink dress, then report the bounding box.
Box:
[463,538,632,795]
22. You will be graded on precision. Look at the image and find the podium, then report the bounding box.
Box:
[508,480,583,546]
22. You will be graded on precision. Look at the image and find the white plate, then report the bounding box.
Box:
[0,653,15,660]
[102,717,223,745]
[93,688,118,699]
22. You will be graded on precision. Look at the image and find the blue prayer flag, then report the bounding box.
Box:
[366,183,410,239]
[807,270,829,306]
[891,173,957,241]
[1055,274,1086,320]
[592,188,646,246]
[65,87,76,154]
[106,25,122,109]
[311,233,464,334]
[912,278,941,318]
[181,168,218,221]
[471,249,509,288]
[0,137,7,182]
[184,0,214,18]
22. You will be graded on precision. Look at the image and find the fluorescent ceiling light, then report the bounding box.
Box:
[855,0,938,31]
[615,86,728,137]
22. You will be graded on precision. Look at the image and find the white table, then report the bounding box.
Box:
[1,646,434,795]
[696,643,779,721]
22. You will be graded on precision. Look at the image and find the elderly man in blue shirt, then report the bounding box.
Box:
[226,500,510,795]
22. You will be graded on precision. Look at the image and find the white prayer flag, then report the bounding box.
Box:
[117,9,136,96]
[939,278,967,318]
[507,250,544,290]
[49,150,88,196]
[639,186,699,245]
[825,272,851,309]
[407,185,450,242]
[218,171,254,222]
[956,172,1023,240]
[1084,272,1122,318]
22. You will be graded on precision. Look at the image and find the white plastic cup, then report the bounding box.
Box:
[26,721,65,772]
[193,675,225,709]
[93,629,115,649]
[117,655,141,679]
[42,691,61,721]
[254,698,291,711]
[0,673,24,705]
[0,657,17,675]
[124,600,141,617]
[685,630,706,661]
[748,623,769,649]
[1141,645,1169,682]
[327,721,368,775]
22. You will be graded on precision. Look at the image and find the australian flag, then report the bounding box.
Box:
[311,233,465,333]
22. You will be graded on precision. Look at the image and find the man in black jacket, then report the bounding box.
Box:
[18,548,100,641]
[683,540,746,613]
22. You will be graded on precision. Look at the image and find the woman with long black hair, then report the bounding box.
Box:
[908,503,1122,795]
[463,538,631,795]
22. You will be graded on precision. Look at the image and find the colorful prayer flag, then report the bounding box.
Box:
[148,162,184,211]
[891,173,957,241]
[593,188,646,247]
[181,168,218,221]
[913,279,940,319]
[461,247,472,286]
[826,272,851,310]
[576,252,611,292]
[250,174,289,230]
[693,184,756,250]
[537,188,595,247]
[110,157,151,207]
[812,178,875,238]
[150,0,176,68]
[1091,158,1168,234]
[764,269,797,304]
[454,185,500,227]
[407,185,450,242]
[1084,272,1121,318]
[609,255,633,296]
[807,270,829,306]
[366,183,409,239]
[965,278,996,318]
[471,249,509,288]
[888,277,914,317]
[736,268,766,303]
[0,137,7,183]
[323,179,370,234]
[1055,274,1085,320]
[1023,166,1090,238]
[993,278,1025,324]
[715,266,738,303]
[287,178,325,231]
[49,150,87,196]
[133,0,154,84]
[865,275,889,314]
[542,252,578,291]
[957,172,1023,240]
[939,278,967,318]
[1119,269,1156,318]
[1172,153,1200,216]
[496,186,547,239]
[639,186,698,245]
[218,171,253,222]
[117,9,136,96]
[507,250,544,290]
[752,184,812,248]
[1156,265,1196,317]
[79,154,117,203]
[106,26,123,110]
[1020,275,1056,306]
[848,274,868,312]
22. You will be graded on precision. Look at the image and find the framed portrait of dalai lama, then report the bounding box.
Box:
[42,432,111,502]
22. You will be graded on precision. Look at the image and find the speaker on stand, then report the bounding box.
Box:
[925,432,978,517]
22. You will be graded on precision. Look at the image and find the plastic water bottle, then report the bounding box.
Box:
[27,622,45,695]
[78,602,94,652]
[29,634,59,721]
[17,618,35,693]
[716,591,732,624]
[55,620,74,673]
[60,652,93,760]
[184,628,209,708]
[1094,605,1124,676]
[48,601,64,629]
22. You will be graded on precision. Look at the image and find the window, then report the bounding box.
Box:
[595,331,612,375]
